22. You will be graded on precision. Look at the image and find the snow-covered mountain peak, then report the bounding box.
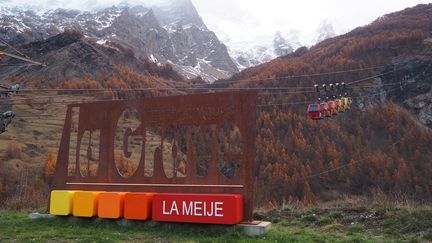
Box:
[0,1,238,82]
[313,19,337,44]
[273,30,302,57]
[228,30,303,70]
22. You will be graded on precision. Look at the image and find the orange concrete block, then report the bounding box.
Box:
[98,192,126,219]
[124,193,155,220]
[73,191,101,217]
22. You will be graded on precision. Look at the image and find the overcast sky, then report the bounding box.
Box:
[0,0,430,46]
[191,0,430,46]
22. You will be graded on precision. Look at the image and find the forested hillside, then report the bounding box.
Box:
[222,4,432,205]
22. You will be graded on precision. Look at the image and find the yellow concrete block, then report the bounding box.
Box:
[73,191,101,217]
[50,190,77,216]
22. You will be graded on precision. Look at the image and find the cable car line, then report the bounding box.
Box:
[7,72,405,103]
[10,70,395,96]
[8,63,398,94]
[0,63,39,67]
[303,138,402,181]
[210,64,396,86]
[258,87,400,108]
[0,37,29,58]
[259,78,412,96]
[9,87,397,112]
[0,51,46,66]
[4,90,116,102]
[1,72,402,107]
[345,71,394,86]
[15,87,315,92]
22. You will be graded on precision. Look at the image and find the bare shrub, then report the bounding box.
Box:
[5,140,23,159]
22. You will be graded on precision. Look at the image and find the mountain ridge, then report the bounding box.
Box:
[0,0,238,82]
[0,29,196,92]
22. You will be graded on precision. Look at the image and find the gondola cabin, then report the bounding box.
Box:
[343,97,351,111]
[307,103,323,120]
[328,101,338,116]
[336,99,345,113]
[321,102,332,117]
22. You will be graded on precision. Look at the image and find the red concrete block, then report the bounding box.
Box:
[152,193,243,224]
[124,193,155,220]
[98,192,126,219]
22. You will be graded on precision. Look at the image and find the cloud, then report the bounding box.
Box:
[0,0,176,12]
[192,0,430,46]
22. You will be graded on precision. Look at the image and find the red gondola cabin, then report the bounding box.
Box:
[307,103,323,120]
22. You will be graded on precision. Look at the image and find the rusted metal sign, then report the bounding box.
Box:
[52,91,258,222]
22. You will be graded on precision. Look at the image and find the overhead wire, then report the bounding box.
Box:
[346,71,394,86]
[15,87,313,92]
[9,63,397,94]
[1,97,126,106]
[2,61,411,125]
[210,64,394,86]
[304,138,402,180]
[4,90,116,102]
[0,63,38,67]
[11,86,400,119]
[0,73,399,110]
[0,70,402,107]
[257,86,401,108]
[260,77,412,96]
[4,69,396,102]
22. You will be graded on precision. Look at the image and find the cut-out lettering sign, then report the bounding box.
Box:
[52,91,257,222]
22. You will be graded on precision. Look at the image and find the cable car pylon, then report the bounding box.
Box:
[0,39,46,134]
[0,51,46,66]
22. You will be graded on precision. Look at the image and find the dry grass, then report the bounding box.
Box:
[1,188,48,210]
[0,96,76,209]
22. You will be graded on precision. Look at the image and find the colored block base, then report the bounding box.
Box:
[50,190,77,216]
[98,192,125,219]
[152,193,243,225]
[73,191,101,217]
[124,193,154,220]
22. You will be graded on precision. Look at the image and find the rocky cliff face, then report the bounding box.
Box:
[0,0,238,82]
[354,39,432,128]
[0,30,132,86]
[391,44,432,128]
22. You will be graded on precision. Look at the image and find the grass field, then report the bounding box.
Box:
[1,204,431,242]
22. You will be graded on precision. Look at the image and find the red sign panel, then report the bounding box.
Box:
[152,193,243,224]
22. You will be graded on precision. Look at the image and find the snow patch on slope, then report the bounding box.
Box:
[168,59,230,82]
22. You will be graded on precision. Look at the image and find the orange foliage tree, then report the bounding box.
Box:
[44,149,57,183]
